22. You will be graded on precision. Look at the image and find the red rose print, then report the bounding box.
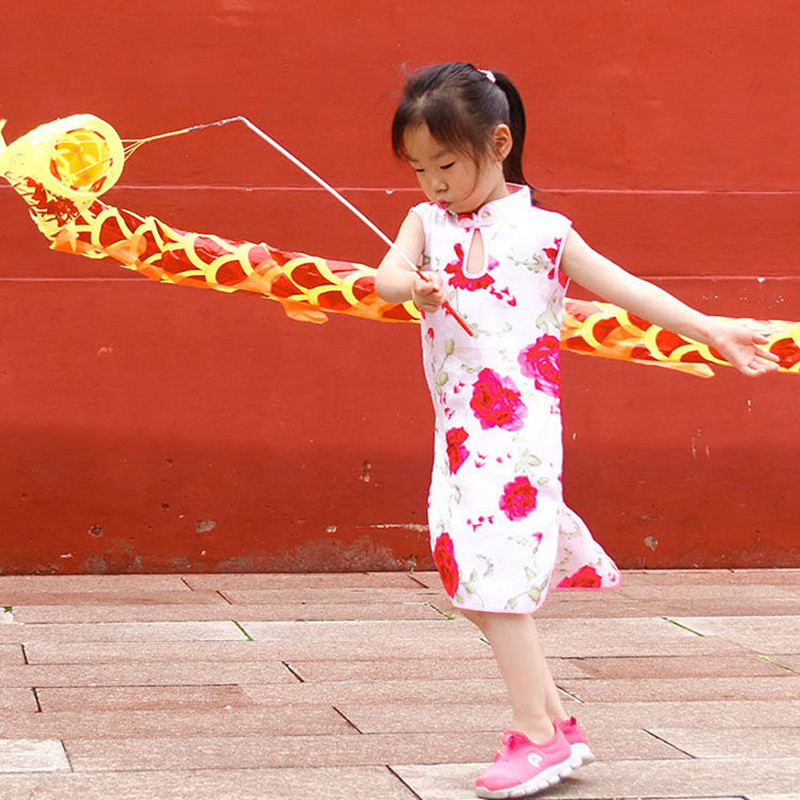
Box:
[470,368,527,431]
[433,532,460,597]
[444,243,495,291]
[518,335,561,400]
[445,427,470,474]
[499,476,538,520]
[557,565,602,589]
[543,237,562,265]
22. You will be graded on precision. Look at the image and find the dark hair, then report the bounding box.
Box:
[391,62,530,190]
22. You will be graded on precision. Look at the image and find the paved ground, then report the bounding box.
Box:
[0,568,798,800]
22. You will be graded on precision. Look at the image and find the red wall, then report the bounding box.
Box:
[1,0,797,574]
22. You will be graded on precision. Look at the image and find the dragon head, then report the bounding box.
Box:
[0,114,124,205]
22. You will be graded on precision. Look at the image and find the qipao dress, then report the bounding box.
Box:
[413,185,620,614]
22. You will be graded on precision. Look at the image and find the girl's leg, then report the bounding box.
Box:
[462,610,568,742]
[540,644,569,723]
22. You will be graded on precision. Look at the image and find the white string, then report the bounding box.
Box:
[213,116,420,272]
[118,115,472,334]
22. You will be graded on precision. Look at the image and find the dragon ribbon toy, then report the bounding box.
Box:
[1,114,798,377]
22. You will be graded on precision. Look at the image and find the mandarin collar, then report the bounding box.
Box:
[443,184,531,229]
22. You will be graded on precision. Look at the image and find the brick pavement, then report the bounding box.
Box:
[0,568,798,799]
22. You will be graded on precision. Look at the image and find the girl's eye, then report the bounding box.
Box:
[441,162,455,170]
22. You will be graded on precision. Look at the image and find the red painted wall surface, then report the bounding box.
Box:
[0,1,797,574]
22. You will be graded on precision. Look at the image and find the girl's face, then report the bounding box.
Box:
[403,123,511,215]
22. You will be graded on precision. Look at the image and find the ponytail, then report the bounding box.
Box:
[491,71,528,189]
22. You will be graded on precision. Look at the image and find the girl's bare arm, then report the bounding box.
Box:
[561,230,779,377]
[376,211,445,311]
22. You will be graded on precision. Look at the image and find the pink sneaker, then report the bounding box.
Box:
[475,728,573,798]
[554,716,595,769]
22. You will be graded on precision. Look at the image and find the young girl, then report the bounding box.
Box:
[376,62,778,799]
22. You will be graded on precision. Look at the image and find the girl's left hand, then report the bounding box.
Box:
[707,320,780,377]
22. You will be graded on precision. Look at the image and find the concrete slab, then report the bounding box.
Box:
[552,758,800,798]
[405,571,441,589]
[287,655,584,682]
[0,706,355,739]
[535,617,751,658]
[649,726,800,758]
[544,581,799,619]
[1,569,798,800]
[616,569,800,586]
[218,587,443,604]
[183,572,422,590]
[572,654,791,679]
[233,615,756,659]
[574,699,800,729]
[0,620,248,644]
[21,766,417,800]
[243,678,511,707]
[559,676,800,703]
[534,597,654,619]
[63,727,683,773]
[0,575,191,592]
[746,796,800,800]
[239,618,476,643]
[0,777,44,799]
[338,699,800,734]
[24,637,492,663]
[13,601,445,623]
[769,655,800,672]
[0,689,38,713]
[12,604,245,624]
[34,679,511,712]
[392,757,800,799]
[670,616,800,654]
[429,590,653,620]
[335,702,515,733]
[617,583,798,600]
[637,597,800,617]
[0,739,70,774]
[0,590,225,608]
[65,731,501,772]
[37,685,255,712]
[0,647,24,667]
[0,661,296,688]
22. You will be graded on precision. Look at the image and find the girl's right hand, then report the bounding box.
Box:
[412,271,446,312]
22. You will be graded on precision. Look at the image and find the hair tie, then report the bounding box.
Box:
[479,69,496,84]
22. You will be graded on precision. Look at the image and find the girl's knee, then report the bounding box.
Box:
[460,608,490,630]
[461,608,530,634]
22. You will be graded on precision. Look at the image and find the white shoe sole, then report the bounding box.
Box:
[568,742,596,769]
[475,759,574,799]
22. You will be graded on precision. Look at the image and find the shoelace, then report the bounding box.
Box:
[493,731,527,762]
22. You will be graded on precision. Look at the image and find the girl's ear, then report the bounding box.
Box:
[493,124,513,161]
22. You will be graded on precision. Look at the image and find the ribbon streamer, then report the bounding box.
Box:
[1,114,797,376]
[63,114,473,335]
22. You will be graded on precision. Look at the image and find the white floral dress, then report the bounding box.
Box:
[413,186,620,614]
